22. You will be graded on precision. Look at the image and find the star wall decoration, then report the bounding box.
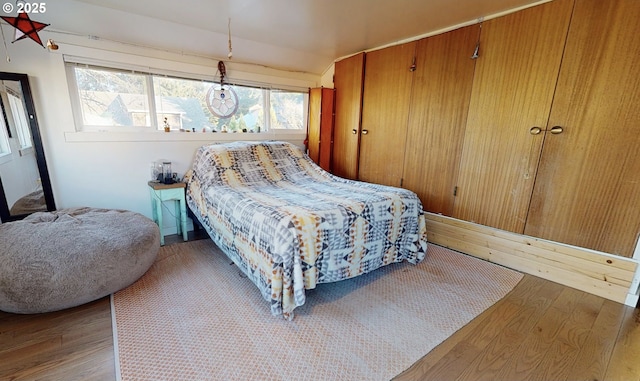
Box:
[1,12,49,47]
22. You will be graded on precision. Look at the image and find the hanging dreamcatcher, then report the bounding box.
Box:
[206,60,239,119]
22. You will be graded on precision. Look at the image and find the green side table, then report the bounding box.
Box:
[148,181,188,245]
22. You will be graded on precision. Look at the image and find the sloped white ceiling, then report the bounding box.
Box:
[32,0,544,74]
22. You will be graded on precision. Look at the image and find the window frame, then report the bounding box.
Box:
[65,61,309,136]
[6,89,34,151]
[0,112,10,161]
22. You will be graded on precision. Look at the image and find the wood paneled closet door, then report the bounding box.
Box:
[402,25,479,215]
[358,42,416,187]
[332,53,365,180]
[452,0,574,233]
[525,0,640,257]
[307,87,335,171]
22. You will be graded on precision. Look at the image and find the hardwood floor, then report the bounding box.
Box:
[0,297,115,381]
[394,276,640,381]
[1,237,639,381]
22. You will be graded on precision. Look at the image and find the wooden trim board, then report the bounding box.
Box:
[425,213,640,306]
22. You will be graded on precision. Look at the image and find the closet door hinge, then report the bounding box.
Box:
[471,43,480,59]
[471,18,483,60]
[410,56,417,72]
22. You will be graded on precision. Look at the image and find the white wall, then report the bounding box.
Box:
[320,64,335,88]
[0,34,320,232]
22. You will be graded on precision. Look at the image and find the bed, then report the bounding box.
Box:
[185,141,428,319]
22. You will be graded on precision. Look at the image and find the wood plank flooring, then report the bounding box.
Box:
[1,237,639,381]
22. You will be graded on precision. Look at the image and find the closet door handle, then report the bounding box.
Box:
[352,129,357,134]
[361,129,369,135]
[550,126,564,134]
[530,126,542,135]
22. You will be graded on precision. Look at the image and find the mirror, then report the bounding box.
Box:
[0,72,55,222]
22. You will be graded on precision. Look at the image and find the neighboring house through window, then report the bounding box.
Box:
[66,63,308,135]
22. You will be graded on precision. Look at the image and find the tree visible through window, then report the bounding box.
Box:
[70,65,307,133]
[75,68,149,127]
[270,90,304,130]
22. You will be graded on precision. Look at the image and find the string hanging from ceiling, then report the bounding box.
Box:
[205,17,239,120]
[227,17,233,59]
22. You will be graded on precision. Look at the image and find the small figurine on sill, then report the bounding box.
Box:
[163,117,171,132]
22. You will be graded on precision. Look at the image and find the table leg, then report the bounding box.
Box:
[154,196,165,246]
[179,197,188,242]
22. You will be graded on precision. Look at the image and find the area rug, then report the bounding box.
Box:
[111,239,523,381]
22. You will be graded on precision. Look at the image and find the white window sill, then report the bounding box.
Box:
[64,131,306,143]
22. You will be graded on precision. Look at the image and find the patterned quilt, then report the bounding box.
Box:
[186,141,428,319]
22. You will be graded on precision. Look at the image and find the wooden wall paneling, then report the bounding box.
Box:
[358,42,417,187]
[425,213,639,305]
[307,87,335,171]
[318,88,335,171]
[307,87,322,164]
[524,0,640,258]
[452,0,574,233]
[402,24,479,215]
[332,52,365,180]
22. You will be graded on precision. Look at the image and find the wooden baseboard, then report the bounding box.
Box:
[425,213,640,306]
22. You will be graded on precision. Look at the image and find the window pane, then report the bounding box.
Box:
[0,114,9,155]
[7,92,32,149]
[74,67,150,127]
[69,64,307,134]
[153,76,216,132]
[212,85,264,133]
[269,90,306,130]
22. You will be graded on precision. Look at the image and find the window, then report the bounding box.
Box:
[0,110,9,157]
[219,85,264,133]
[270,90,305,130]
[73,67,150,127]
[153,75,212,131]
[6,89,32,150]
[68,64,308,134]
